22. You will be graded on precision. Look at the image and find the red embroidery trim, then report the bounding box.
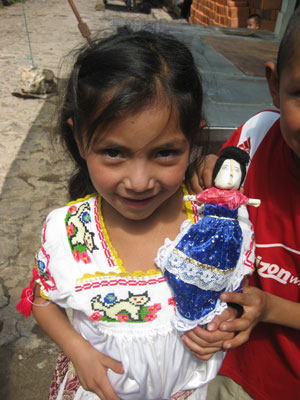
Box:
[75,276,166,292]
[94,197,116,268]
[191,201,200,223]
[39,245,57,291]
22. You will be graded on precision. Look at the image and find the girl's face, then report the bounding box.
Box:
[214,159,242,190]
[78,105,190,221]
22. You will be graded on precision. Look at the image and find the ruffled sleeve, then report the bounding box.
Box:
[16,206,77,316]
[35,207,76,300]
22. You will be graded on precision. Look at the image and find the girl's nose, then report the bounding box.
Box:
[124,162,155,192]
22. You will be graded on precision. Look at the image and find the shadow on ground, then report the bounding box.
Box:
[0,93,73,400]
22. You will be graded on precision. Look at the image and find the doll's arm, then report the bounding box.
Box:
[32,285,123,400]
[184,189,219,204]
[247,198,261,207]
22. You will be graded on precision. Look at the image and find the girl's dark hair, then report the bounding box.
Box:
[212,146,250,188]
[57,26,206,200]
[276,6,300,77]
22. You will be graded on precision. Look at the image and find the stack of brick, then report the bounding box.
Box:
[190,0,250,28]
[190,0,282,31]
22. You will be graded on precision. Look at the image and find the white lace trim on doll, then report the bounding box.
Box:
[156,217,251,293]
[155,219,192,269]
[172,300,228,330]
[164,248,235,291]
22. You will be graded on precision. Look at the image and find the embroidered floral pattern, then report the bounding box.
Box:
[168,297,176,311]
[89,291,162,323]
[48,352,80,400]
[104,293,117,304]
[36,259,49,280]
[65,202,98,263]
[171,389,195,399]
[117,314,129,322]
[89,311,103,321]
[35,244,56,291]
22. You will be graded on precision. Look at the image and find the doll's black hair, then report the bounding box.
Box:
[57,26,206,200]
[212,146,250,188]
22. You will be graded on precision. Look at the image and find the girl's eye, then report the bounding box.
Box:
[157,149,177,158]
[103,149,122,158]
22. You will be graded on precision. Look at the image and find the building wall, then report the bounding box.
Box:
[190,0,282,31]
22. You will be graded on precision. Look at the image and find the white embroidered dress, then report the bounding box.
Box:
[35,194,225,400]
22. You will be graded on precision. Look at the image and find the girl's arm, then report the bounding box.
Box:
[262,291,300,328]
[32,286,123,400]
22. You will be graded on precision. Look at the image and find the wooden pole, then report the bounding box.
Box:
[67,0,92,45]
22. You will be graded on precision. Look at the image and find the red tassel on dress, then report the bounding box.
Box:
[16,275,35,317]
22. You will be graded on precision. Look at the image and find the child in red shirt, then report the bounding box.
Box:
[184,7,300,400]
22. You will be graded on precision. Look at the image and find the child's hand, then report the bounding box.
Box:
[216,286,267,350]
[70,339,124,400]
[185,154,218,193]
[181,307,237,360]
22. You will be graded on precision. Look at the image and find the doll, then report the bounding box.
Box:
[158,146,260,331]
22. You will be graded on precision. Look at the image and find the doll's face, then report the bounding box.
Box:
[214,159,242,190]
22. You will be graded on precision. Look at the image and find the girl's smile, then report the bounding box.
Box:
[78,104,190,221]
[119,195,157,209]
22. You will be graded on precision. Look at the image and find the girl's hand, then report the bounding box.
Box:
[181,285,299,357]
[181,307,238,360]
[32,292,123,399]
[217,286,267,350]
[186,154,218,193]
[70,338,124,400]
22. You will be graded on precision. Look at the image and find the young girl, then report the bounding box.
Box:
[17,27,250,400]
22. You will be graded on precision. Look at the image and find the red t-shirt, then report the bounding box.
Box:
[218,110,300,400]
